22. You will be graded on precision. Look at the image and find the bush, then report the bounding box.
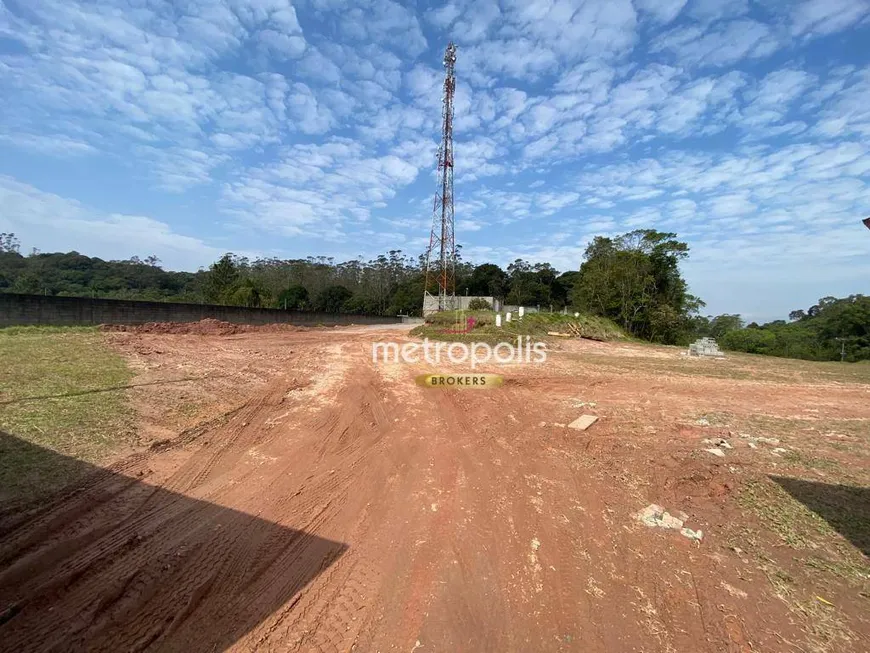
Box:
[467,298,492,310]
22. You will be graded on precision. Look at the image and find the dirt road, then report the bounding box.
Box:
[1,326,868,652]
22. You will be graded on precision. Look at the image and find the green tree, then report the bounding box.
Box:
[506,259,551,306]
[227,278,268,308]
[571,230,700,343]
[708,314,744,339]
[552,271,581,308]
[467,263,508,298]
[388,274,425,316]
[0,233,21,253]
[721,328,777,354]
[204,254,240,303]
[713,295,870,362]
[11,270,41,294]
[314,285,353,313]
[278,285,309,310]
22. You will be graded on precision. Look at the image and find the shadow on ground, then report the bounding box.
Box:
[771,475,870,557]
[0,432,347,652]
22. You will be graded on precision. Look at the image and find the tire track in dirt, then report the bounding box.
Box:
[233,341,408,652]
[0,337,370,652]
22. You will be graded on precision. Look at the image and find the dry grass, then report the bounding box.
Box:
[735,477,869,652]
[573,348,870,385]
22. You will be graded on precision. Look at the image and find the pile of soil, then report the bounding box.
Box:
[100,318,302,335]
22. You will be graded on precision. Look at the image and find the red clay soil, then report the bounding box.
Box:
[0,327,868,652]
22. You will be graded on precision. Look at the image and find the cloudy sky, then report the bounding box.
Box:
[1,0,869,320]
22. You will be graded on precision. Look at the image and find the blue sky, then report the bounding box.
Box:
[1,0,869,321]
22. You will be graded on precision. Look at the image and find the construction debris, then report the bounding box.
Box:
[546,323,605,341]
[567,414,599,431]
[636,504,704,542]
[705,448,726,457]
[680,527,704,542]
[637,503,672,528]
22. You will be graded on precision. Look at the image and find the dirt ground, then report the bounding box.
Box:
[1,324,868,652]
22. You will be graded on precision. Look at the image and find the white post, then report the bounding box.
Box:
[518,306,525,318]
[495,313,502,327]
[506,312,512,323]
[574,312,580,318]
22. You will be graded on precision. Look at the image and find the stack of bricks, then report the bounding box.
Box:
[687,337,724,357]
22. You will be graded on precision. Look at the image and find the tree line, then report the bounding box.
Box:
[690,296,870,362]
[1,231,866,360]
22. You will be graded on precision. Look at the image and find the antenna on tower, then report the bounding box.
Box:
[423,42,458,316]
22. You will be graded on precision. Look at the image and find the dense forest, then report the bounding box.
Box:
[0,231,866,361]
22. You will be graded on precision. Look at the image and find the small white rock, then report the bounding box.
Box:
[680,527,703,542]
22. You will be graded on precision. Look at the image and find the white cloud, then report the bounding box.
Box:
[814,67,870,138]
[739,68,815,129]
[287,82,334,134]
[503,0,638,60]
[635,0,688,24]
[0,176,223,269]
[790,0,870,37]
[426,1,462,28]
[653,19,781,67]
[405,64,442,98]
[219,136,429,238]
[687,0,750,23]
[339,0,428,56]
[0,133,96,156]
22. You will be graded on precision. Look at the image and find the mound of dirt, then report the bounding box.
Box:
[100,318,302,335]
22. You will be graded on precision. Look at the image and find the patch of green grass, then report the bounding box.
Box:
[0,325,98,335]
[411,310,626,344]
[0,328,135,504]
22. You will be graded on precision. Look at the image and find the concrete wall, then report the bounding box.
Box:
[422,294,495,317]
[0,293,402,327]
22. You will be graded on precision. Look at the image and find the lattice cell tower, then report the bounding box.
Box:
[424,42,458,314]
